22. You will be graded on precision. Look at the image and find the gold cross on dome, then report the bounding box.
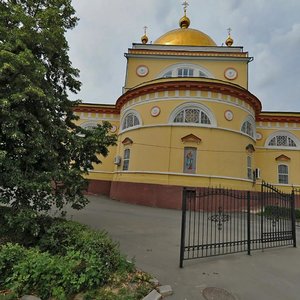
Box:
[227,27,232,36]
[182,1,189,14]
[143,26,148,35]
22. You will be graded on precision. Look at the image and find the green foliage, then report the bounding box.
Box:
[0,207,52,246]
[0,0,117,212]
[0,209,132,299]
[0,227,123,299]
[1,244,80,299]
[264,205,300,219]
[38,220,120,272]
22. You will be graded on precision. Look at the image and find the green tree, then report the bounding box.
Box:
[0,0,116,211]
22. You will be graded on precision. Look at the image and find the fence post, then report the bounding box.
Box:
[247,191,251,255]
[291,190,297,248]
[179,188,187,268]
[260,181,265,249]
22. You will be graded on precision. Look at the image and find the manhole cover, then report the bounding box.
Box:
[203,287,236,300]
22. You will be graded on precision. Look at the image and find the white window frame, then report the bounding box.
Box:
[247,156,252,180]
[169,102,217,127]
[278,164,288,184]
[241,116,256,138]
[178,68,194,77]
[121,110,142,132]
[265,131,299,149]
[123,148,130,171]
[158,63,214,79]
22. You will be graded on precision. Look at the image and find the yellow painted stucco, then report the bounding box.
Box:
[74,15,300,195]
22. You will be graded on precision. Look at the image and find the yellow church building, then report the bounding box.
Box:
[74,6,300,209]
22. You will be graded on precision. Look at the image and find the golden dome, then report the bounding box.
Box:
[179,15,190,29]
[154,2,216,47]
[141,26,148,44]
[225,35,233,47]
[154,28,217,46]
[141,34,148,44]
[225,28,234,47]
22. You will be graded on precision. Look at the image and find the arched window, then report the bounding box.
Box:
[266,131,299,149]
[241,116,255,138]
[174,108,211,124]
[80,122,98,129]
[278,164,288,184]
[159,63,214,79]
[269,136,296,147]
[170,103,215,126]
[121,111,141,130]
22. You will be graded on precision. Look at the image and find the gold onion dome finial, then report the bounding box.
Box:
[141,26,148,44]
[225,27,234,47]
[179,1,190,28]
[153,0,217,46]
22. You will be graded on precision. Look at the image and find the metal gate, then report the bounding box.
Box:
[179,182,296,267]
[292,188,300,227]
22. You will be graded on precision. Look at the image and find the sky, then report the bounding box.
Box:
[66,0,300,112]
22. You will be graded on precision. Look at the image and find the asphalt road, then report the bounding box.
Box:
[68,195,300,300]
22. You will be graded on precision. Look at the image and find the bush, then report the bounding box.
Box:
[0,207,52,246]
[0,243,124,299]
[0,243,25,286]
[38,219,122,282]
[0,210,125,299]
[6,247,80,299]
[264,205,300,219]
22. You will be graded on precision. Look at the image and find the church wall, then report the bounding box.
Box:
[73,12,300,208]
[254,123,300,187]
[125,56,248,91]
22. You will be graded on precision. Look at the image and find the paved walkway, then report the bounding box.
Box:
[68,195,300,300]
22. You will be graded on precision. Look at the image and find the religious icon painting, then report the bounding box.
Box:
[183,147,197,173]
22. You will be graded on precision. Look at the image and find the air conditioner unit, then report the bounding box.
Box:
[255,168,261,179]
[114,155,122,166]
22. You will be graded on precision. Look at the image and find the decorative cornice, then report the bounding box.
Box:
[181,134,202,144]
[128,49,249,58]
[246,144,255,153]
[122,137,133,145]
[257,113,300,123]
[276,154,291,162]
[74,104,120,114]
[116,79,262,115]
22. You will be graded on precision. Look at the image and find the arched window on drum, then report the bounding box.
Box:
[121,110,141,131]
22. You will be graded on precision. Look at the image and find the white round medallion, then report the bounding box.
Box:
[110,125,117,133]
[151,106,160,117]
[224,110,234,121]
[136,65,149,77]
[224,68,238,80]
[256,132,262,140]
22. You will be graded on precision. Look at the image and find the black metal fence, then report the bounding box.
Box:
[179,181,296,267]
[293,188,300,227]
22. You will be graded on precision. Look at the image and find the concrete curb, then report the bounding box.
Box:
[142,281,173,300]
